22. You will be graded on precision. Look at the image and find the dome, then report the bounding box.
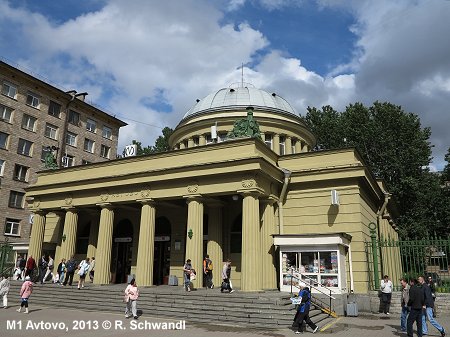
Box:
[183,86,297,119]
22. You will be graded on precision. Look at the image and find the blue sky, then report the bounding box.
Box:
[1,0,450,170]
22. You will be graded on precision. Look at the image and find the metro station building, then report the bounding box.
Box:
[26,86,399,293]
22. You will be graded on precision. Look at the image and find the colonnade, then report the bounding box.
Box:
[28,192,278,291]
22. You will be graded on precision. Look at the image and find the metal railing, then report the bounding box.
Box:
[365,235,450,292]
[0,238,14,277]
[288,267,336,316]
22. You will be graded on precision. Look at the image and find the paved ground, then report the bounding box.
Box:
[0,305,449,337]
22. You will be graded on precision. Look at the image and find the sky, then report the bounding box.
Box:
[1,0,450,170]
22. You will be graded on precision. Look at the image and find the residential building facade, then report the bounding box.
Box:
[0,60,127,257]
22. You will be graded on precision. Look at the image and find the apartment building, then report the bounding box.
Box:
[0,60,127,256]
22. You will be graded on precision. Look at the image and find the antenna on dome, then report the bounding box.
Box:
[241,63,244,88]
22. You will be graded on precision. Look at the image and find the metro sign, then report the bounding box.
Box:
[125,144,137,157]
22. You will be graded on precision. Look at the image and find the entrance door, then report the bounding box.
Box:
[114,241,132,284]
[112,219,134,284]
[153,240,170,285]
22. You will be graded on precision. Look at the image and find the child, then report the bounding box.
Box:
[124,278,139,319]
[17,276,33,314]
[0,274,10,308]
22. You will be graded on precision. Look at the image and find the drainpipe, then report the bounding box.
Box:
[376,192,391,276]
[278,168,291,235]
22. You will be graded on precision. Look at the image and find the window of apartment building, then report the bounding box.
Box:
[0,159,5,176]
[4,218,20,236]
[48,101,61,118]
[100,144,110,159]
[102,126,112,139]
[14,164,29,182]
[205,134,213,144]
[9,191,25,208]
[26,91,40,108]
[264,133,273,149]
[1,81,17,99]
[21,114,37,132]
[45,123,58,140]
[68,110,80,126]
[17,138,33,156]
[86,118,96,133]
[41,146,49,162]
[0,132,8,149]
[62,155,74,167]
[279,136,285,155]
[81,159,91,165]
[84,138,95,153]
[193,136,199,147]
[0,104,13,123]
[66,132,77,147]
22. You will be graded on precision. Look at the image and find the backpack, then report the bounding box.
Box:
[206,259,213,271]
[66,260,76,272]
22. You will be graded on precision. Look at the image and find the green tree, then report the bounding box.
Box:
[302,101,438,238]
[442,147,450,183]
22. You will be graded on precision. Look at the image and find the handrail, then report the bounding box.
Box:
[288,267,336,316]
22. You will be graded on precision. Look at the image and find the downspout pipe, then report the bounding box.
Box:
[376,192,391,276]
[278,168,292,235]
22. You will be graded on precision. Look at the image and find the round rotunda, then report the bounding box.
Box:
[169,85,316,154]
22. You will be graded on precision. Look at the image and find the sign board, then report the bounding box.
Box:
[155,236,170,242]
[29,214,34,225]
[124,144,137,157]
[62,156,69,167]
[114,237,132,243]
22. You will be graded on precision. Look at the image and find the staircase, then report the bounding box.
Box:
[9,281,334,329]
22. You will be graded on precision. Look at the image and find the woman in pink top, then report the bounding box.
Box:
[17,276,33,314]
[124,278,139,319]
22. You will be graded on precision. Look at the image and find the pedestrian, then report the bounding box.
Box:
[380,274,393,314]
[0,274,10,308]
[124,278,139,319]
[25,255,36,278]
[400,277,410,332]
[183,259,192,292]
[38,255,48,284]
[17,276,33,314]
[18,255,26,280]
[203,254,214,289]
[221,259,234,293]
[89,257,95,282]
[427,276,437,317]
[77,258,90,290]
[418,276,445,337]
[292,286,318,334]
[56,258,66,285]
[15,255,24,280]
[63,255,77,286]
[407,278,424,337]
[43,255,54,283]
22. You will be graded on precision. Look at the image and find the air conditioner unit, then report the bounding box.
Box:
[331,189,340,206]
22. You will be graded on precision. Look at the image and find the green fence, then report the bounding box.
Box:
[365,228,450,292]
[0,238,15,277]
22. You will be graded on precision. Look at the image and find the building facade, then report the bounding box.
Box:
[25,85,398,293]
[0,60,127,257]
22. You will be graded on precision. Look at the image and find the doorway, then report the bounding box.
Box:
[153,217,171,285]
[112,219,133,284]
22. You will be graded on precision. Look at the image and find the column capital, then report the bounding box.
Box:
[32,209,47,216]
[237,188,265,197]
[183,194,203,203]
[260,197,277,206]
[96,203,114,210]
[137,198,155,206]
[61,206,77,212]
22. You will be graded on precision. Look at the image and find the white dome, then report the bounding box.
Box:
[183,86,297,119]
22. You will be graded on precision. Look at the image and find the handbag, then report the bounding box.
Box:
[123,294,129,303]
[190,272,197,281]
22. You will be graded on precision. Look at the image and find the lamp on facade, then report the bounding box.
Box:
[232,195,239,201]
[61,234,66,242]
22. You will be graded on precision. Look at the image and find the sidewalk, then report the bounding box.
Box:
[0,305,448,337]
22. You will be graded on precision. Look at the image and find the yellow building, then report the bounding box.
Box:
[26,85,398,294]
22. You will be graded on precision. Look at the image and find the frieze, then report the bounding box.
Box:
[241,175,256,188]
[187,183,199,194]
[33,199,41,208]
[64,194,73,205]
[141,186,151,198]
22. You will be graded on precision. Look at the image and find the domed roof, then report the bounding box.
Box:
[183,85,297,119]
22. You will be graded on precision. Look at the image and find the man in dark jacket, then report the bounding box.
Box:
[63,256,77,286]
[292,287,318,334]
[407,278,424,337]
[419,276,445,337]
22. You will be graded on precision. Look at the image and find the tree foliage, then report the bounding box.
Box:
[123,127,174,156]
[302,101,449,238]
